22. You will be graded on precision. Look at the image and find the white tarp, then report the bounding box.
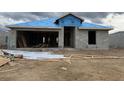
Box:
[2,50,65,60]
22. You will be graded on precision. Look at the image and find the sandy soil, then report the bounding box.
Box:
[0,49,124,81]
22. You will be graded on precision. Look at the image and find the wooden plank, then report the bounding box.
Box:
[0,57,9,67]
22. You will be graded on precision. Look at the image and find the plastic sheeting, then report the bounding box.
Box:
[3,50,65,60]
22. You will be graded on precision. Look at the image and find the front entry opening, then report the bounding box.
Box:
[17,31,58,48]
[64,27,75,48]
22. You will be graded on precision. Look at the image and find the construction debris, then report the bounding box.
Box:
[1,50,14,57]
[33,43,49,48]
[1,50,23,62]
[2,50,64,60]
[8,62,17,66]
[14,54,23,59]
[0,57,10,67]
[61,67,67,71]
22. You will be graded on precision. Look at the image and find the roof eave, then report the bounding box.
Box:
[7,26,62,29]
[79,27,113,31]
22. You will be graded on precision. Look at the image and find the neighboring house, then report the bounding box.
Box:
[7,13,112,50]
[109,31,124,48]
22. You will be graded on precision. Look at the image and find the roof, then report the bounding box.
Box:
[79,22,112,30]
[7,14,112,30]
[8,17,59,28]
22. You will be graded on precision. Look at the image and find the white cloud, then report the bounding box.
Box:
[84,18,93,23]
[102,13,124,34]
[0,15,27,26]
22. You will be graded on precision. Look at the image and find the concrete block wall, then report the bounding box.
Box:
[7,28,109,50]
[75,28,109,49]
[96,31,109,49]
[8,30,17,49]
[109,32,124,48]
[0,31,9,48]
[58,28,64,48]
[75,28,88,49]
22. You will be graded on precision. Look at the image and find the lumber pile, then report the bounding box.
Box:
[1,50,23,60]
[0,50,23,67]
[0,57,10,67]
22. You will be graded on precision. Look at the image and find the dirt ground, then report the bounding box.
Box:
[0,49,124,81]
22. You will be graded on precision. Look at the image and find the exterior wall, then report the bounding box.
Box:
[109,32,124,48]
[75,28,109,49]
[96,31,109,49]
[75,28,88,49]
[0,31,9,48]
[7,28,109,50]
[8,30,17,49]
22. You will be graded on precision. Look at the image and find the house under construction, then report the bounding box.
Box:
[7,13,112,50]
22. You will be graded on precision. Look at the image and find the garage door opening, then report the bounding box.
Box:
[17,31,58,48]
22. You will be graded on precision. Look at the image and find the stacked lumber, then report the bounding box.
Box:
[0,57,9,67]
[1,50,23,59]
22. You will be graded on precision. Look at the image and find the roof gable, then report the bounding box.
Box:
[54,13,84,27]
[55,13,84,24]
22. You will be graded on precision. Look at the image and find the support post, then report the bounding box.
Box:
[8,30,17,49]
[58,27,64,48]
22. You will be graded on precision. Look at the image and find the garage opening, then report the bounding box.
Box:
[16,31,58,48]
[88,31,96,45]
[64,27,75,48]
